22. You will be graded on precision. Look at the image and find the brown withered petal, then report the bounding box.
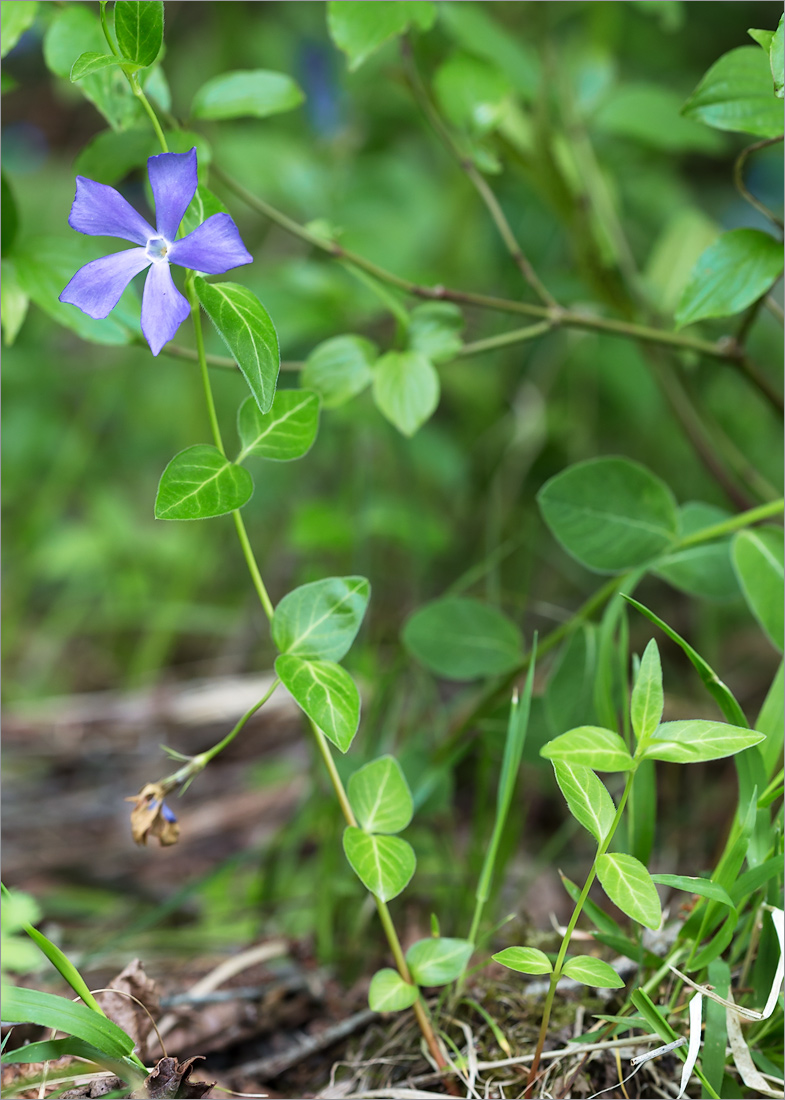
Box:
[126,782,180,847]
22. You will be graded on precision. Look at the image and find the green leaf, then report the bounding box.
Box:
[748,29,774,53]
[562,955,625,988]
[406,303,464,363]
[0,986,134,1059]
[406,938,473,986]
[537,457,678,573]
[348,755,414,834]
[438,2,539,100]
[1,259,29,346]
[1,1036,109,1065]
[402,596,523,681]
[770,17,784,97]
[732,527,784,651]
[16,236,137,345]
[546,625,598,734]
[195,278,279,414]
[644,719,765,763]
[540,727,634,772]
[272,576,370,661]
[682,46,783,138]
[368,969,419,1012]
[1,172,18,257]
[154,445,253,521]
[74,127,157,185]
[553,762,616,843]
[191,69,304,120]
[114,1,164,68]
[492,946,553,975]
[644,208,721,317]
[342,827,415,901]
[596,853,662,930]
[593,84,723,153]
[630,639,664,743]
[301,334,376,408]
[71,52,125,81]
[653,502,739,601]
[327,0,436,70]
[237,390,319,464]
[434,53,512,134]
[178,184,227,239]
[1,1,38,58]
[560,873,623,937]
[675,229,784,328]
[650,874,733,908]
[275,654,360,752]
[373,351,440,437]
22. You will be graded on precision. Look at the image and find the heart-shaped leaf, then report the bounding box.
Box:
[405,937,473,986]
[406,303,464,362]
[372,351,439,437]
[272,576,370,661]
[348,756,413,834]
[301,334,376,409]
[155,445,253,520]
[368,968,419,1012]
[403,596,523,680]
[342,827,415,901]
[275,654,360,752]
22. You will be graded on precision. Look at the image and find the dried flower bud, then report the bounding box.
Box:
[126,782,180,847]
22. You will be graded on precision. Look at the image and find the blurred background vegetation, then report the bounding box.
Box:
[3,1,782,974]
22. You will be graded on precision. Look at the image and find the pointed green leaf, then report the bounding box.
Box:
[1,1,38,58]
[327,1,436,71]
[596,853,662,929]
[0,986,134,1059]
[343,827,415,901]
[114,1,163,68]
[562,955,625,988]
[192,69,304,120]
[402,596,523,680]
[70,52,124,81]
[546,625,598,734]
[682,46,783,138]
[301,334,376,409]
[155,445,253,520]
[644,720,765,763]
[553,762,616,842]
[272,576,370,661]
[275,654,360,752]
[368,968,419,1012]
[373,351,440,437]
[537,457,678,573]
[492,946,552,976]
[348,756,413,834]
[676,229,784,328]
[406,937,473,986]
[650,874,733,908]
[732,527,784,651]
[541,727,634,772]
[631,639,664,742]
[1,1036,113,1066]
[1,258,29,346]
[406,303,464,362]
[195,278,279,414]
[237,390,320,463]
[770,16,784,96]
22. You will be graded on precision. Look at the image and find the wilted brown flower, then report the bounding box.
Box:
[126,782,180,846]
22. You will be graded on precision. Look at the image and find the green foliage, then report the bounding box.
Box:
[0,987,135,1060]
[405,937,473,985]
[676,229,784,327]
[195,278,280,413]
[347,756,413,833]
[541,726,634,772]
[552,762,616,843]
[114,1,164,69]
[732,527,784,650]
[537,458,678,573]
[372,351,440,437]
[301,335,376,408]
[1,1,38,58]
[342,827,415,900]
[434,54,512,135]
[155,445,253,520]
[402,596,523,680]
[652,503,738,600]
[327,1,436,70]
[191,70,304,120]
[275,654,361,752]
[682,45,784,137]
[561,955,625,988]
[406,304,464,363]
[630,639,664,743]
[1,890,42,978]
[596,852,662,930]
[643,719,765,763]
[492,946,553,975]
[272,576,370,661]
[71,52,126,82]
[237,390,320,463]
[368,968,418,1011]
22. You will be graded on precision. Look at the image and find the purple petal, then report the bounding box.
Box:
[148,148,198,242]
[68,177,155,245]
[141,261,191,355]
[59,248,150,318]
[168,213,253,274]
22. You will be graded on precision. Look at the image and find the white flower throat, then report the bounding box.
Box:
[146,236,170,262]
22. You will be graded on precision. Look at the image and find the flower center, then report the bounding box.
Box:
[146,236,170,262]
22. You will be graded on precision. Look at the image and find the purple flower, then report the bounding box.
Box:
[59,147,252,356]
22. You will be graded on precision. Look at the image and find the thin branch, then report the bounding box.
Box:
[734,137,785,231]
[399,37,559,309]
[765,295,784,325]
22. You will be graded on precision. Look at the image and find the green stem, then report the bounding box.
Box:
[188,279,225,454]
[733,137,785,231]
[128,72,169,154]
[675,498,784,549]
[198,680,280,766]
[456,321,553,358]
[232,511,275,622]
[99,0,121,57]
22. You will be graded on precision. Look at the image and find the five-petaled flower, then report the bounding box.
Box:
[59,147,252,355]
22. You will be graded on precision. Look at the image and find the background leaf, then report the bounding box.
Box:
[596,852,662,929]
[537,457,678,572]
[1,259,29,346]
[405,937,473,986]
[492,946,553,975]
[272,576,370,661]
[732,527,784,650]
[155,445,253,520]
[301,334,376,408]
[434,53,513,134]
[196,278,279,413]
[402,596,523,680]
[275,654,360,752]
[342,827,415,901]
[682,45,784,137]
[348,755,414,834]
[237,390,319,463]
[115,1,164,68]
[372,351,440,437]
[406,303,464,362]
[368,968,419,1012]
[327,1,436,70]
[652,502,739,600]
[1,1,38,59]
[675,229,784,327]
[191,70,304,120]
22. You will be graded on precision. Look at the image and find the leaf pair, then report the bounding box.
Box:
[493,946,623,988]
[71,2,164,83]
[368,937,474,1012]
[343,756,415,902]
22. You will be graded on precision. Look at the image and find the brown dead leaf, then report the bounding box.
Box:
[96,958,160,1058]
[137,1056,214,1099]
